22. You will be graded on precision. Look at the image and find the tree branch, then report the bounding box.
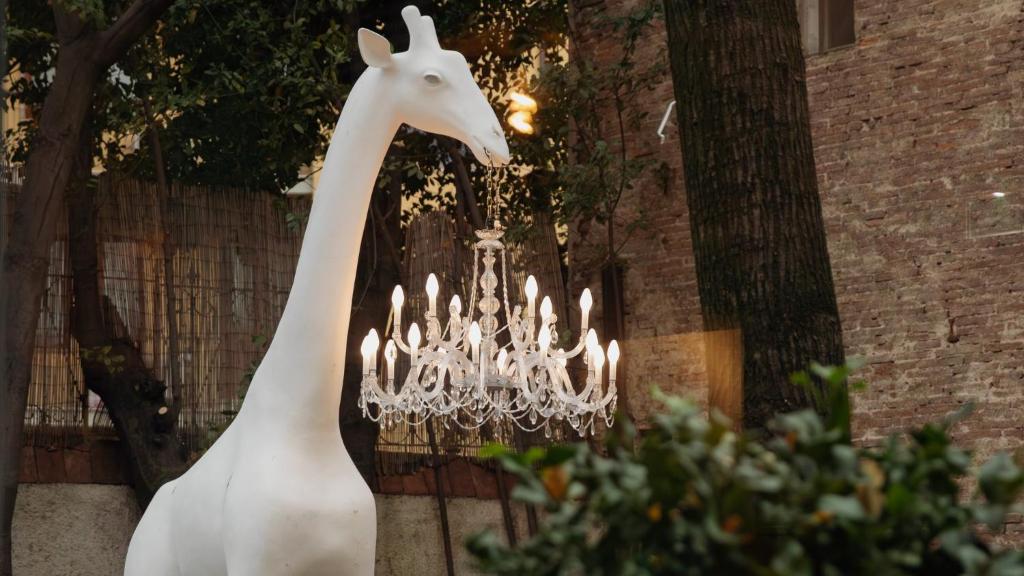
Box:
[96,0,175,66]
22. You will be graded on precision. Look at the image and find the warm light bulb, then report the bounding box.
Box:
[469,322,482,347]
[993,191,1006,198]
[360,334,372,358]
[538,328,551,351]
[607,340,620,364]
[580,288,593,313]
[508,91,538,113]
[593,346,605,369]
[525,276,538,301]
[497,349,508,369]
[450,294,462,315]
[540,296,553,321]
[426,273,439,299]
[408,322,421,349]
[507,110,534,135]
[367,329,380,354]
[392,285,405,309]
[586,329,599,353]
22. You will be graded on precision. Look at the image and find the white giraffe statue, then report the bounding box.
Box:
[124,7,510,575]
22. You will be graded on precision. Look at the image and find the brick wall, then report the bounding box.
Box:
[18,442,517,501]
[806,0,1024,458]
[569,0,709,424]
[572,0,1024,469]
[19,441,129,485]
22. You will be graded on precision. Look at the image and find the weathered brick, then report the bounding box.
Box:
[63,448,93,483]
[34,447,66,483]
[447,458,478,498]
[18,446,36,483]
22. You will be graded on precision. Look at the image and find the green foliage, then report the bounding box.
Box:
[469,365,1024,576]
[524,0,665,265]
[7,0,572,235]
[7,0,354,191]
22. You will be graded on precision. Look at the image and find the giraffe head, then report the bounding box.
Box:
[358,6,511,167]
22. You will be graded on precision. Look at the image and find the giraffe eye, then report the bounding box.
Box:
[423,71,443,86]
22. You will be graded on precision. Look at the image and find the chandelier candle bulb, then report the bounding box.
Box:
[497,348,508,372]
[408,322,421,364]
[607,340,620,382]
[540,296,553,322]
[367,329,380,374]
[593,345,605,384]
[525,275,538,318]
[538,327,552,352]
[580,288,593,332]
[360,335,372,375]
[469,321,482,361]
[425,273,439,315]
[392,285,405,331]
[450,294,462,316]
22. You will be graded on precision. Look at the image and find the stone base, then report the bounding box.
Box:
[13,484,527,576]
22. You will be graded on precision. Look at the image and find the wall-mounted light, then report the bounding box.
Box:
[507,111,534,134]
[508,92,537,113]
[507,91,537,135]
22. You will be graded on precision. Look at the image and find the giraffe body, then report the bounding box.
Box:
[123,7,509,575]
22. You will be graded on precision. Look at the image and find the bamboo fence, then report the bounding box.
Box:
[3,167,307,451]
[3,164,568,465]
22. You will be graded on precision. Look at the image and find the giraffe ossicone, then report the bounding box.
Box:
[124,6,508,575]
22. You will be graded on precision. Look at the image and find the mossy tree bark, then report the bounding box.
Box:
[65,129,189,508]
[662,0,845,430]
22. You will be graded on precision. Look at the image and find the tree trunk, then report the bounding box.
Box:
[65,135,189,507]
[662,0,845,430]
[0,4,171,571]
[0,34,100,576]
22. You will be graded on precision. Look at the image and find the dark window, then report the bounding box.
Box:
[799,0,855,54]
[821,0,855,50]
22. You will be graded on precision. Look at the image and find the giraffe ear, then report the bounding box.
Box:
[358,28,393,69]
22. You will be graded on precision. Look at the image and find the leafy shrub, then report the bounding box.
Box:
[468,365,1024,576]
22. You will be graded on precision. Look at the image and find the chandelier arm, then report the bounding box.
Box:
[512,356,549,405]
[415,359,448,402]
[597,382,618,408]
[364,372,392,401]
[391,332,412,355]
[544,359,592,407]
[548,336,588,360]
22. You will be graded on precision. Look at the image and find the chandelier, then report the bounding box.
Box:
[358,224,619,437]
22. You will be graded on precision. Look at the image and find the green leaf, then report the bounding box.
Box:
[817,495,866,521]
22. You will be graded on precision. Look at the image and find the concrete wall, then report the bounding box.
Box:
[13,484,138,576]
[13,484,526,576]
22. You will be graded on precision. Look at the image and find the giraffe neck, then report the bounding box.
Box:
[245,69,399,432]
